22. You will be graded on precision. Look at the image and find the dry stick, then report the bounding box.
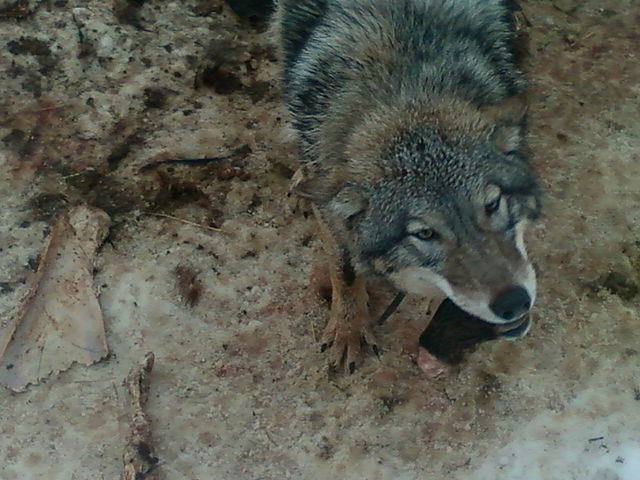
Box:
[122,352,160,480]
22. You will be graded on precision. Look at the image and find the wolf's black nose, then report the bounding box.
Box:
[490,287,531,321]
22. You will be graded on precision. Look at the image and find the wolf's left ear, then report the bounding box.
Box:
[329,184,369,220]
[481,94,528,154]
[289,166,342,203]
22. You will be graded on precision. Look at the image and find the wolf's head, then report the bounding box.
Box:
[295,98,541,325]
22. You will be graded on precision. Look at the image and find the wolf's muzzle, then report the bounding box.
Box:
[490,286,531,321]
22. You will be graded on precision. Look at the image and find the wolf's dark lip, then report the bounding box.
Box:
[478,314,526,329]
[495,315,530,338]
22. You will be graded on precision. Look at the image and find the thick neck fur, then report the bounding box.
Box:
[343,98,494,184]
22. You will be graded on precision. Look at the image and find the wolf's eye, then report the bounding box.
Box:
[413,228,439,241]
[485,195,502,215]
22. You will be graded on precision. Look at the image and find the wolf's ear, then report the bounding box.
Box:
[481,94,528,154]
[290,168,368,219]
[489,122,524,154]
[289,167,340,202]
[290,163,373,205]
[330,184,368,220]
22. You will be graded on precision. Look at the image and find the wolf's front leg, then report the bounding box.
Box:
[320,260,378,373]
[312,206,378,371]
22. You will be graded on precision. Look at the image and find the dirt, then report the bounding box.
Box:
[0,1,35,20]
[0,1,639,479]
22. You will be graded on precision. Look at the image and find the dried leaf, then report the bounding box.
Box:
[0,205,111,392]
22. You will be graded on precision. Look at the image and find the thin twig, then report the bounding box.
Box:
[61,169,94,180]
[145,212,223,232]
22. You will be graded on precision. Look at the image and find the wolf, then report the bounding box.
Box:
[274,0,541,371]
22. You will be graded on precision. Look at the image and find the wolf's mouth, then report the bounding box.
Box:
[491,314,531,339]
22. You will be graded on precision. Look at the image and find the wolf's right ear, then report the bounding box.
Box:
[481,94,528,154]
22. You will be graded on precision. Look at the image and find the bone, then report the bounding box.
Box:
[121,352,160,480]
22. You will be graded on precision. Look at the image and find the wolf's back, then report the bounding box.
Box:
[277,0,524,164]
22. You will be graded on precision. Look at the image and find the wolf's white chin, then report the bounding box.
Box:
[390,263,537,325]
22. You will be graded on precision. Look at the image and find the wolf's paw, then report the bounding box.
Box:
[320,310,379,374]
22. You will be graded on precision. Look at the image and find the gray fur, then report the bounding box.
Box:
[278,0,541,325]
